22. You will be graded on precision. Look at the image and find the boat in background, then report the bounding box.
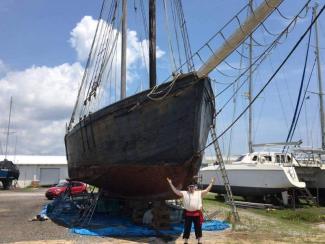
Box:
[199,151,305,200]
[291,5,325,203]
[293,148,325,202]
[0,97,20,190]
[0,159,19,189]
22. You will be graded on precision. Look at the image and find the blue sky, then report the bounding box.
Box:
[0,0,324,156]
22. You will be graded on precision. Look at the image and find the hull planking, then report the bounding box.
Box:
[65,73,214,200]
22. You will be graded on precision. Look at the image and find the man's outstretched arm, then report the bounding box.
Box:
[166,177,183,197]
[201,178,215,196]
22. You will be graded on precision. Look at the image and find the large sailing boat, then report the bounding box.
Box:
[65,0,283,200]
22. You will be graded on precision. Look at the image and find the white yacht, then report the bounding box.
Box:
[199,152,306,199]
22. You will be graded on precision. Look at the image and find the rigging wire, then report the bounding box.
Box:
[284,17,313,151]
[81,1,122,116]
[68,0,109,128]
[226,42,245,162]
[133,1,149,80]
[79,0,120,117]
[200,4,325,153]
[285,57,317,152]
[170,0,183,70]
[163,0,177,73]
[0,142,3,156]
[216,52,270,115]
[161,0,311,85]
[68,0,311,132]
[214,1,310,99]
[304,94,310,145]
[259,18,290,130]
[174,0,194,71]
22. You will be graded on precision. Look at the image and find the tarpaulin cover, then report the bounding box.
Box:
[71,217,229,237]
[45,197,229,237]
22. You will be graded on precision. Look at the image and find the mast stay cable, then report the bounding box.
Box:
[284,17,313,151]
[200,4,325,153]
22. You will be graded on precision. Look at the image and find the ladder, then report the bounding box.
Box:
[210,125,240,222]
[297,187,318,206]
[78,189,102,227]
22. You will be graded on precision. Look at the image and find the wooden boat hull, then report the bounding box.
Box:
[65,73,214,200]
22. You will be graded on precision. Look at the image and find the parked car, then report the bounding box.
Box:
[45,181,87,200]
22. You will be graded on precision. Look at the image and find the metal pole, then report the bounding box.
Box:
[248,0,253,153]
[5,97,13,159]
[149,0,157,88]
[313,4,325,150]
[121,0,127,99]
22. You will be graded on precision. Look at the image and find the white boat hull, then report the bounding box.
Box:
[199,164,306,197]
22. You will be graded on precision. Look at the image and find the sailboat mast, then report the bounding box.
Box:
[197,0,283,78]
[149,0,156,88]
[5,97,12,159]
[313,4,325,150]
[121,0,127,99]
[248,0,253,153]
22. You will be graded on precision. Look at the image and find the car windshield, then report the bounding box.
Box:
[56,182,68,187]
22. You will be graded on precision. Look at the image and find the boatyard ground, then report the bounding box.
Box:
[1,189,325,243]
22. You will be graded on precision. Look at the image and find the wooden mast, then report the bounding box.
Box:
[197,0,283,78]
[149,0,156,88]
[121,0,127,99]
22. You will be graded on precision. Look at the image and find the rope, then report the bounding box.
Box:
[200,4,325,153]
[147,73,181,101]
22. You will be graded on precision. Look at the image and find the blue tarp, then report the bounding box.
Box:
[71,218,230,237]
[45,197,230,237]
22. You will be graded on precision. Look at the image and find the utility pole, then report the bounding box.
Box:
[313,4,325,150]
[121,0,127,99]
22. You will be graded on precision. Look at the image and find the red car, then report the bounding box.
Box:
[45,181,87,200]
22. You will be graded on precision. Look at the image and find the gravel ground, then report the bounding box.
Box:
[0,189,226,244]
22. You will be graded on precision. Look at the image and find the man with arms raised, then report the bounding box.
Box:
[167,177,215,244]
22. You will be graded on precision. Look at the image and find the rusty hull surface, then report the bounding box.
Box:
[69,156,201,200]
[65,73,214,200]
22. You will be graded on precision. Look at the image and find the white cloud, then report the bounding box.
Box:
[0,63,83,155]
[0,15,166,156]
[69,16,97,62]
[0,59,9,78]
[69,16,165,80]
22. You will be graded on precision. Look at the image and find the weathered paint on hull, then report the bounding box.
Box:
[65,73,214,200]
